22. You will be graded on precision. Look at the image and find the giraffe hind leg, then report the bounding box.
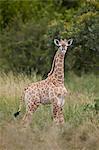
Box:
[21,99,41,127]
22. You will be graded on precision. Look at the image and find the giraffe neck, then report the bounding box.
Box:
[48,50,65,84]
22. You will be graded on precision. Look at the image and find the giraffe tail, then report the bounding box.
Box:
[14,95,23,118]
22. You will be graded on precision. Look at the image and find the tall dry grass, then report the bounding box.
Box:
[0,72,99,150]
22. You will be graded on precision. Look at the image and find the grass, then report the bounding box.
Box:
[0,72,99,150]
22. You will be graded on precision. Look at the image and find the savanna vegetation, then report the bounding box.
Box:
[0,0,99,150]
[0,72,99,150]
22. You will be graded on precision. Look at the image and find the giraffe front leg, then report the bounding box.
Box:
[53,103,59,125]
[52,99,65,125]
[57,96,65,124]
[58,107,65,124]
[53,105,65,125]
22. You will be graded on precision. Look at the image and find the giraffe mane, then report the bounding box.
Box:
[48,53,57,76]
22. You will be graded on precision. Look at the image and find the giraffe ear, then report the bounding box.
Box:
[67,39,73,46]
[54,39,61,47]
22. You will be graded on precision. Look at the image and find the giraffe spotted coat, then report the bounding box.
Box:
[14,38,73,126]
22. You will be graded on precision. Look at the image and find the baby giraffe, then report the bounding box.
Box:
[14,38,73,126]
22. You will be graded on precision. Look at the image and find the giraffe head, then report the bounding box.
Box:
[54,39,73,54]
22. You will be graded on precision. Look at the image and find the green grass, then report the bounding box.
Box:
[0,72,99,150]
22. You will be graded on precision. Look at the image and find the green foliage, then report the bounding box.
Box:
[0,20,48,74]
[0,0,99,75]
[63,2,99,75]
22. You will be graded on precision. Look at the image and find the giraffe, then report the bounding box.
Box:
[14,38,73,126]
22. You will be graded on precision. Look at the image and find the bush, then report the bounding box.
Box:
[0,0,99,75]
[62,3,99,75]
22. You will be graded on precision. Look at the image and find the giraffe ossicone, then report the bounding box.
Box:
[14,38,73,126]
